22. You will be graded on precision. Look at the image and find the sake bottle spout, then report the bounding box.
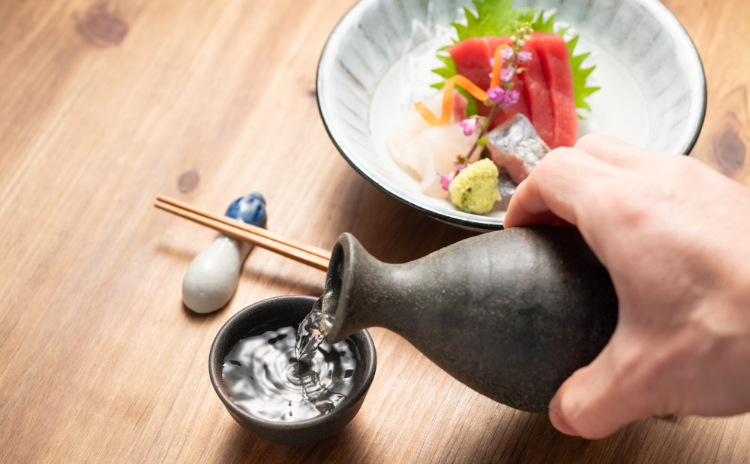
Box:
[322,233,396,344]
[322,232,435,345]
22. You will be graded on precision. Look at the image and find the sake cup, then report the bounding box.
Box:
[209,296,377,446]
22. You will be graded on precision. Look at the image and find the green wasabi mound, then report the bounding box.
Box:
[449,159,500,214]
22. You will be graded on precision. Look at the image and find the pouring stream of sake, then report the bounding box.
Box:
[296,289,337,364]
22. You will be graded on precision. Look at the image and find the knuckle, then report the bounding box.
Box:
[542,146,578,164]
[530,148,575,179]
[536,147,585,175]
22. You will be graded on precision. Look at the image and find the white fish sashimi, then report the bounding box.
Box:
[416,124,477,197]
[388,92,477,198]
[388,108,431,180]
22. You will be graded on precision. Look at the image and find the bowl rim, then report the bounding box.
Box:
[316,0,707,230]
[208,295,377,433]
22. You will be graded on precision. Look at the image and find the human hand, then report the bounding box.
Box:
[504,134,750,439]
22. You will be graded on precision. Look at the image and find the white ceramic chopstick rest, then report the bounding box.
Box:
[182,193,267,313]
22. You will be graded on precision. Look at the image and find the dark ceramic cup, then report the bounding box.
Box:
[209,295,377,446]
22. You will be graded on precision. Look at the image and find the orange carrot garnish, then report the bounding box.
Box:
[439,77,456,125]
[453,75,488,102]
[414,102,440,126]
[413,75,490,126]
[490,45,504,89]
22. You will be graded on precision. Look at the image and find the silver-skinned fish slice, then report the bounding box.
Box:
[486,114,550,184]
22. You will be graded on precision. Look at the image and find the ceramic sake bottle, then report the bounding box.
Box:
[321,226,618,414]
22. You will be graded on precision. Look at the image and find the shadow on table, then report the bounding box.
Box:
[216,418,371,464]
[218,405,744,464]
[327,175,479,265]
[159,174,477,326]
[462,411,737,464]
[215,410,587,464]
[178,279,325,323]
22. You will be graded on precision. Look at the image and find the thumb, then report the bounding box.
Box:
[548,343,647,439]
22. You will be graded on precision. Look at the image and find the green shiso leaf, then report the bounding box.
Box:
[431,0,599,117]
[531,10,556,33]
[452,0,536,41]
[432,54,457,79]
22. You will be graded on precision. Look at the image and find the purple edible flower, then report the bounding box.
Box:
[499,46,514,61]
[500,66,515,84]
[488,57,494,66]
[501,89,520,111]
[487,86,505,105]
[518,51,532,63]
[459,118,479,136]
[453,162,467,173]
[440,172,455,190]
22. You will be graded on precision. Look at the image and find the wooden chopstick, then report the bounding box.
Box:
[156,195,331,260]
[154,195,331,271]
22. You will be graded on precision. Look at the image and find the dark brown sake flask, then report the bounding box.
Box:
[322,226,618,414]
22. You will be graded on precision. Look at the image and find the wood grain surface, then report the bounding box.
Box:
[1,0,749,463]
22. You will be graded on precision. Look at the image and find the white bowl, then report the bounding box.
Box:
[317,0,706,230]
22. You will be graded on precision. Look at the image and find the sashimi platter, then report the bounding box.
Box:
[317,0,706,229]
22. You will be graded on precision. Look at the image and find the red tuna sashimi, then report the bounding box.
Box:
[478,76,528,129]
[519,38,554,147]
[531,32,577,147]
[449,37,493,91]
[448,33,577,149]
[482,36,529,129]
[449,37,528,131]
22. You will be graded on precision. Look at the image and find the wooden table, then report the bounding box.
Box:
[1,0,749,462]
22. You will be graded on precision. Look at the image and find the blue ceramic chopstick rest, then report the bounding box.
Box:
[226,192,267,226]
[182,193,267,313]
